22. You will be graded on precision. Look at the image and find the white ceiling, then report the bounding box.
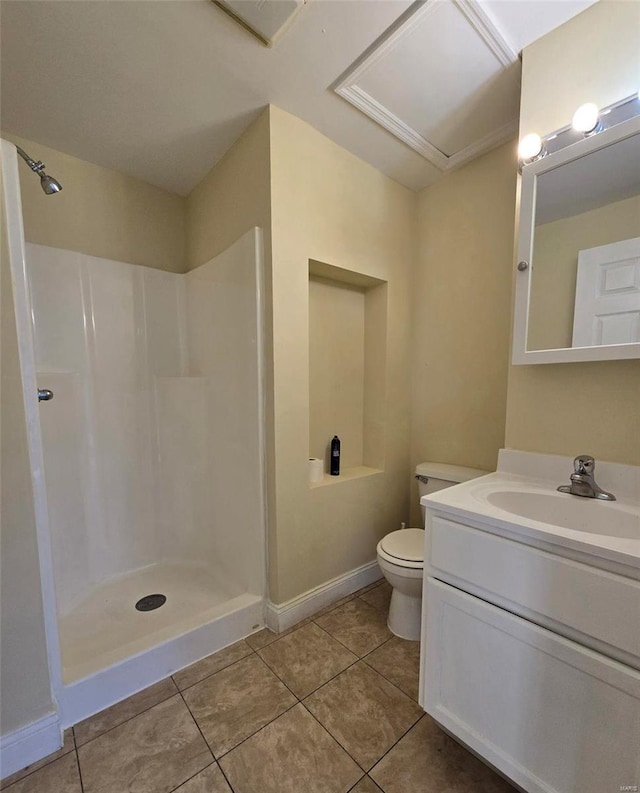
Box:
[0,0,597,196]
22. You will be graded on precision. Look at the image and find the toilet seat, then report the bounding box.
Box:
[377,528,424,569]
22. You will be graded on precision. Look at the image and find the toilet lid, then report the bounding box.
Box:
[379,529,424,563]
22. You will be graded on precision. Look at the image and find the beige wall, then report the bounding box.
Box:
[529,195,640,350]
[309,276,366,470]
[519,1,640,139]
[185,109,271,270]
[506,0,640,465]
[1,160,54,735]
[269,106,414,603]
[2,132,186,272]
[411,141,517,521]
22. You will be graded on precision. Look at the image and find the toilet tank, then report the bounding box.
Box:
[415,461,489,523]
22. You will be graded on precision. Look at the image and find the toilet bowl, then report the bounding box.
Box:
[377,529,424,640]
[376,462,489,641]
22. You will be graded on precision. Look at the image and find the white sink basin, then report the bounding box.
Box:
[486,490,639,539]
[421,455,640,569]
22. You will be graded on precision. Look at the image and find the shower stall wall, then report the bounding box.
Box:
[19,230,266,724]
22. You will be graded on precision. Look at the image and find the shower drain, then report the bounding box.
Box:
[135,594,167,612]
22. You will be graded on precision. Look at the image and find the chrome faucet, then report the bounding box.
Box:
[557,455,616,501]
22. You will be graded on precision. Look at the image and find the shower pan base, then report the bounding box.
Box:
[57,562,264,727]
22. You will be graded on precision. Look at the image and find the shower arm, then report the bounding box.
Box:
[14,145,63,195]
[16,145,47,175]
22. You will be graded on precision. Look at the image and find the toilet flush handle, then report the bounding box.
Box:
[415,474,429,484]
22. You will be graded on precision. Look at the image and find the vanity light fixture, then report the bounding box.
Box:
[518,91,640,171]
[517,133,546,167]
[572,102,602,135]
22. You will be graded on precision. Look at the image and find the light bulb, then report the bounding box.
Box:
[572,103,600,134]
[518,133,543,161]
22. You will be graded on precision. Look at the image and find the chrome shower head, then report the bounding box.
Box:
[40,173,63,195]
[15,146,62,195]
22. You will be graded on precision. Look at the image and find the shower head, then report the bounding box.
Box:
[15,146,62,195]
[40,173,63,195]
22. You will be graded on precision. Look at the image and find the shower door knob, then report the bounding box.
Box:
[37,389,54,402]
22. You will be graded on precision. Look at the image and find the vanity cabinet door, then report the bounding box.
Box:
[423,578,640,793]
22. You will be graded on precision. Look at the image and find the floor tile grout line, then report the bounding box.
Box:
[73,685,180,751]
[312,616,393,661]
[345,772,368,792]
[248,649,304,703]
[303,655,364,699]
[308,593,357,621]
[355,593,391,615]
[312,597,394,654]
[311,616,357,653]
[76,687,218,793]
[360,656,419,703]
[317,591,381,622]
[185,644,303,761]
[166,760,218,793]
[177,686,218,760]
[174,687,241,792]
[361,635,394,660]
[300,662,424,775]
[367,712,427,781]
[250,613,393,703]
[310,613,385,659]
[248,619,314,654]
[215,699,300,762]
[360,632,422,702]
[74,747,85,793]
[256,618,414,712]
[174,647,254,694]
[72,723,80,793]
[346,773,381,793]
[216,761,238,793]
[259,642,363,702]
[299,699,371,774]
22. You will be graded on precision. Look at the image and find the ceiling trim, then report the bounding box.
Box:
[453,0,518,66]
[334,0,519,172]
[344,85,450,169]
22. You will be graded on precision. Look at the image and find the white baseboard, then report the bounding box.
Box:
[266,560,382,633]
[0,712,62,780]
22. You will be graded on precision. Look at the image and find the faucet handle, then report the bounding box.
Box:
[574,455,595,475]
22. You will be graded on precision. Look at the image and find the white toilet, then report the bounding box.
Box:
[376,462,488,640]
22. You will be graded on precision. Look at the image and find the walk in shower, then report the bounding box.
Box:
[2,140,266,725]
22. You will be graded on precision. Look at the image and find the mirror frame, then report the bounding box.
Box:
[512,114,640,365]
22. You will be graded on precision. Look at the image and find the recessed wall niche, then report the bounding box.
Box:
[309,259,387,485]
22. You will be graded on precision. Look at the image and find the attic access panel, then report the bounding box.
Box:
[335,0,521,171]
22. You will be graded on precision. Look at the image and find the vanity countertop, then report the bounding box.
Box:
[421,451,640,572]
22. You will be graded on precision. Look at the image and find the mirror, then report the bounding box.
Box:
[513,115,640,364]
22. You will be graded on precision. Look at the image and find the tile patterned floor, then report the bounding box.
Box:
[0,580,517,793]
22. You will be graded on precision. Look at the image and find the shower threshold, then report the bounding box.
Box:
[56,562,263,726]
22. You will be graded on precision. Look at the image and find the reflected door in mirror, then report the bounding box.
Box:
[572,237,640,346]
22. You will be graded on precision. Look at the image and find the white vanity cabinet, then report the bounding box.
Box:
[419,509,640,793]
